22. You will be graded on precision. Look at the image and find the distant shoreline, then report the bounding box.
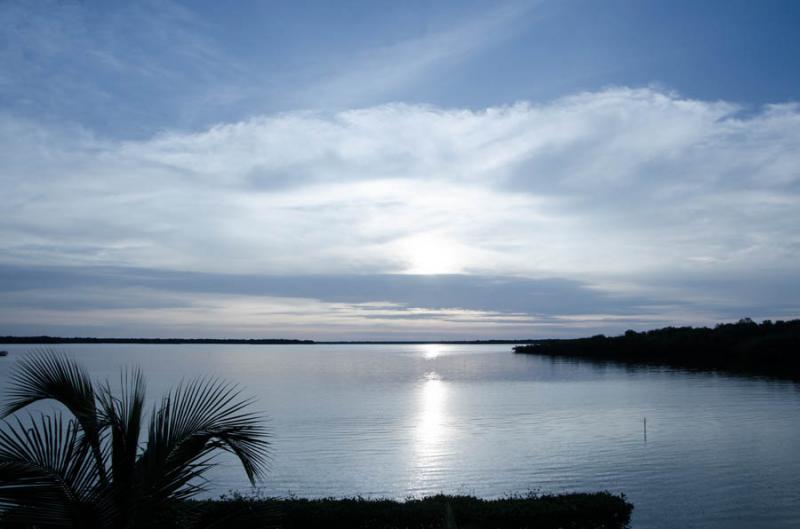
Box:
[0,336,537,345]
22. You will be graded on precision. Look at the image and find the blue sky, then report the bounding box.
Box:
[1,0,799,339]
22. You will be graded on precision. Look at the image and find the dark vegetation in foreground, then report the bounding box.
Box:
[187,492,632,529]
[0,493,633,529]
[514,318,800,378]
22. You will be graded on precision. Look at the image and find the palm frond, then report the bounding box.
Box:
[95,368,146,527]
[2,351,95,420]
[98,367,145,486]
[2,351,109,485]
[0,413,98,527]
[138,378,270,504]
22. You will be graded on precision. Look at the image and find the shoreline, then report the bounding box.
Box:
[0,337,536,345]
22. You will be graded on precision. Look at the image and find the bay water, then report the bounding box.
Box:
[1,343,798,528]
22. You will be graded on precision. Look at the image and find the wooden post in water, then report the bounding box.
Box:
[643,417,647,443]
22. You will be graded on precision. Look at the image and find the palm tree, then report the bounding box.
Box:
[0,353,270,528]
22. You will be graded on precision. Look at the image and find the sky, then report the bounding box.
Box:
[1,0,799,339]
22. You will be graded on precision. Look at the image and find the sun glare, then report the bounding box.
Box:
[400,234,463,274]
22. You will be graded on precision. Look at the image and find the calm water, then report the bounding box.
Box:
[1,343,799,528]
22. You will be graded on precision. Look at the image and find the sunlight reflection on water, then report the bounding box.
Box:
[421,344,443,360]
[414,372,447,486]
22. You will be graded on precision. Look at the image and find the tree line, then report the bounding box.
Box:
[513,318,800,378]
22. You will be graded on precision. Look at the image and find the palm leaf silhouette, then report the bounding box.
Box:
[0,352,270,528]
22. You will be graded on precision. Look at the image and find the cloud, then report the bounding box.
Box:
[1,87,799,336]
[0,264,740,340]
[0,264,641,314]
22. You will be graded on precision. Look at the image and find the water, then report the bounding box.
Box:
[1,343,799,528]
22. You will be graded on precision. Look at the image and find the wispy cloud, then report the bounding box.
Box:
[0,1,538,136]
[0,0,247,135]
[294,2,537,108]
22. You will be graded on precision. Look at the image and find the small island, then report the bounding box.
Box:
[514,318,800,378]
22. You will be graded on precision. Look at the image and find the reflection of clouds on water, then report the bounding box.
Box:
[413,371,448,488]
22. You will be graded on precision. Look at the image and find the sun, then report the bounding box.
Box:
[399,233,463,274]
